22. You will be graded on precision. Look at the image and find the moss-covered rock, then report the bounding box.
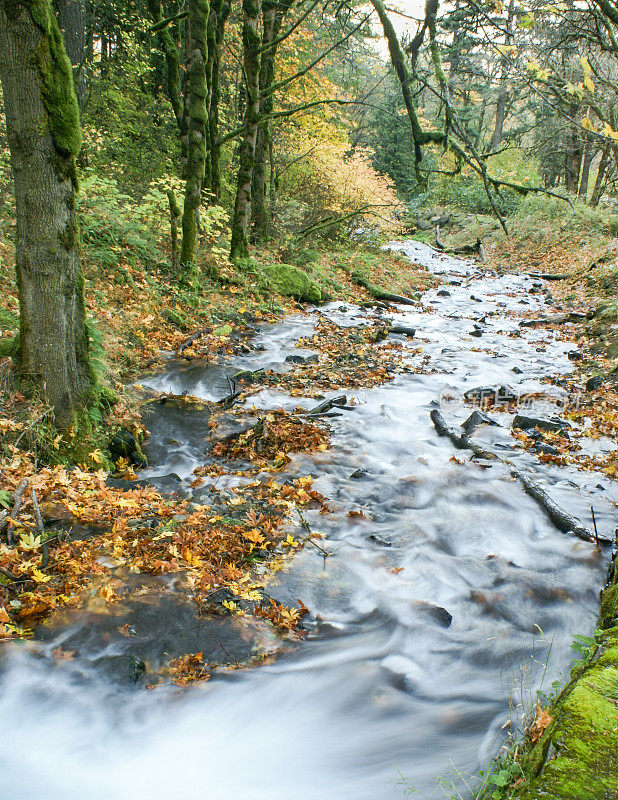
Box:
[260,263,322,304]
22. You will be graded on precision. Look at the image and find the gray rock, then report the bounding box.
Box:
[512,414,569,433]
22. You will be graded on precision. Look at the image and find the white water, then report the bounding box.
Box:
[1,242,614,799]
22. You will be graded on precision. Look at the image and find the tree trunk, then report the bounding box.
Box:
[578,145,594,200]
[591,145,610,207]
[55,0,87,107]
[251,0,293,244]
[230,0,262,262]
[180,0,210,270]
[490,0,515,152]
[208,0,230,199]
[0,0,92,429]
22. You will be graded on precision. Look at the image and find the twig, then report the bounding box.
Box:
[14,409,53,449]
[0,478,29,546]
[31,488,48,568]
[591,505,600,548]
[297,509,332,557]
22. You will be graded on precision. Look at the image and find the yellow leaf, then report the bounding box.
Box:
[30,567,51,584]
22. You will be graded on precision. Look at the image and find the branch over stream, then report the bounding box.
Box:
[430,409,608,545]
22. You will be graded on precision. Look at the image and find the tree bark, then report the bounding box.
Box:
[578,144,594,200]
[230,0,262,261]
[205,0,230,198]
[0,0,92,429]
[591,145,610,206]
[180,0,210,270]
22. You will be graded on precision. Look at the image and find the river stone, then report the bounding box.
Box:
[211,414,259,442]
[349,468,368,479]
[512,414,568,433]
[464,385,518,405]
[586,375,603,391]
[92,654,146,685]
[109,429,147,467]
[414,601,453,628]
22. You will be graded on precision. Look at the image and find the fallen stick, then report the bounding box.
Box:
[0,478,29,546]
[177,328,209,355]
[429,409,606,545]
[31,488,48,568]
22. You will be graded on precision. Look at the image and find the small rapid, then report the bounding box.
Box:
[0,242,614,800]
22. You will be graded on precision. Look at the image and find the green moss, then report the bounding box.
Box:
[27,0,82,186]
[260,263,322,303]
[0,334,21,362]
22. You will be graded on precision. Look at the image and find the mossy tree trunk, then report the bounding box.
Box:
[0,0,93,430]
[208,0,231,199]
[250,0,294,245]
[179,0,209,270]
[148,0,188,172]
[55,0,87,107]
[229,0,262,262]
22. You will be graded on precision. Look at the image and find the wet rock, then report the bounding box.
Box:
[461,410,499,433]
[211,414,259,442]
[202,587,240,613]
[109,429,147,467]
[415,601,453,628]
[309,395,348,414]
[512,366,523,374]
[586,375,604,392]
[464,385,518,405]
[512,414,569,433]
[349,468,368,479]
[567,350,582,361]
[534,443,559,456]
[232,369,265,385]
[388,325,416,337]
[368,534,391,547]
[437,289,451,297]
[285,354,319,364]
[470,295,482,302]
[469,327,483,338]
[92,654,146,685]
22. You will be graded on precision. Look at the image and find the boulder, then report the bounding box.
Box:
[260,264,322,303]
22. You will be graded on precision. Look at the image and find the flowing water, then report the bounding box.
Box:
[1,242,615,799]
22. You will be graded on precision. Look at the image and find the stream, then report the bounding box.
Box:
[1,241,615,799]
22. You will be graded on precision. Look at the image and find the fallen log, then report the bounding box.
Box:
[527,273,570,281]
[429,409,607,545]
[352,273,417,306]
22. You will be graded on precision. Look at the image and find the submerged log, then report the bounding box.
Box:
[430,408,607,545]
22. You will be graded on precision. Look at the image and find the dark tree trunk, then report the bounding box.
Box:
[205,0,231,198]
[55,0,87,107]
[148,0,187,171]
[0,0,92,429]
[230,0,262,261]
[578,145,594,200]
[251,0,293,244]
[180,0,210,269]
